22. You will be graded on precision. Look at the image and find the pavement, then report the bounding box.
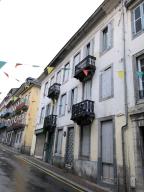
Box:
[0,143,111,192]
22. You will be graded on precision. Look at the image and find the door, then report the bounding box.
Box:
[65,127,74,168]
[46,132,54,163]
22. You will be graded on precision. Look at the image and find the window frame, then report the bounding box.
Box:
[73,52,81,76]
[100,21,113,55]
[43,82,48,97]
[39,107,45,124]
[79,125,91,160]
[59,93,67,116]
[133,50,144,103]
[63,62,70,83]
[99,64,114,101]
[132,1,144,38]
[55,128,63,155]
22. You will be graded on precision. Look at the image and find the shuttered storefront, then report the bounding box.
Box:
[35,134,45,159]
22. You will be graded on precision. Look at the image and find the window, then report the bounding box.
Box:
[56,70,61,84]
[132,2,144,35]
[100,66,113,100]
[84,39,95,57]
[55,129,63,154]
[59,94,66,116]
[137,55,144,99]
[50,76,55,86]
[101,22,113,53]
[83,80,92,100]
[63,63,70,82]
[68,87,78,112]
[73,52,80,75]
[39,107,45,124]
[101,120,114,183]
[44,82,48,96]
[45,103,51,117]
[80,125,91,158]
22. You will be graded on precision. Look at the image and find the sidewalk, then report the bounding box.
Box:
[0,144,111,192]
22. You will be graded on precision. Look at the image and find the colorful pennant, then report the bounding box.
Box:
[0,61,7,69]
[32,65,40,67]
[47,67,54,74]
[83,69,89,76]
[3,72,9,78]
[15,63,23,68]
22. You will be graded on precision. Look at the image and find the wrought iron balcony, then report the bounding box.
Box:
[47,83,61,100]
[71,100,95,125]
[15,102,28,114]
[43,115,57,133]
[74,55,96,82]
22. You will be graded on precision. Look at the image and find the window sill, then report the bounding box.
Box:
[136,99,144,105]
[99,95,114,102]
[54,153,62,157]
[132,30,144,40]
[100,46,113,57]
[78,155,90,161]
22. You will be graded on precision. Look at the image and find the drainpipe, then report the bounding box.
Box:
[121,1,128,192]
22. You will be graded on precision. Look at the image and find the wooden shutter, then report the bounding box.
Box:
[81,125,90,157]
[108,22,113,49]
[90,38,95,56]
[101,67,112,99]
[67,90,72,112]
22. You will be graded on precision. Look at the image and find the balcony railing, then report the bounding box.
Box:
[71,100,95,125]
[74,55,96,82]
[16,102,28,114]
[47,83,61,100]
[43,115,57,132]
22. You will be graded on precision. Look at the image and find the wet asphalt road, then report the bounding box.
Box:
[0,146,80,192]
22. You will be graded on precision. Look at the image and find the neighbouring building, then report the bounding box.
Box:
[0,78,40,155]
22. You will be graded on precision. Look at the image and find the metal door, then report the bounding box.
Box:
[65,127,74,168]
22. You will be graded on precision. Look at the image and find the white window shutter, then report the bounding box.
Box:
[67,90,72,112]
[74,87,78,104]
[90,38,95,56]
[108,22,113,49]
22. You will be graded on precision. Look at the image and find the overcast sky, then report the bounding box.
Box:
[0,0,104,101]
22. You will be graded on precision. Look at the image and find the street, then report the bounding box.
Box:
[0,146,82,192]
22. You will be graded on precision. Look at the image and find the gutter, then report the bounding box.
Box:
[121,1,128,191]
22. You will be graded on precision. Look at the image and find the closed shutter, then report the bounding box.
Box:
[73,53,80,75]
[67,90,72,112]
[83,80,91,100]
[90,38,95,56]
[56,70,61,83]
[101,120,114,182]
[107,22,113,49]
[73,87,78,104]
[101,67,112,99]
[81,125,90,157]
[56,129,63,154]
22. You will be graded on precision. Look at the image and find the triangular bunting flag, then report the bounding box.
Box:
[117,71,124,79]
[83,69,89,76]
[0,61,7,69]
[15,79,20,82]
[47,67,54,74]
[32,65,40,67]
[15,63,23,68]
[3,72,9,78]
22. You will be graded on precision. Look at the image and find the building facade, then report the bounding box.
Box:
[0,78,40,155]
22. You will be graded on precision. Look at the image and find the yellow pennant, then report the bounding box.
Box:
[47,67,54,74]
[117,71,124,79]
[13,96,18,101]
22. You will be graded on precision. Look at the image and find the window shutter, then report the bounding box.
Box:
[102,121,113,164]
[67,90,72,112]
[74,87,78,104]
[108,22,113,49]
[131,10,135,35]
[142,2,144,30]
[90,38,95,56]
